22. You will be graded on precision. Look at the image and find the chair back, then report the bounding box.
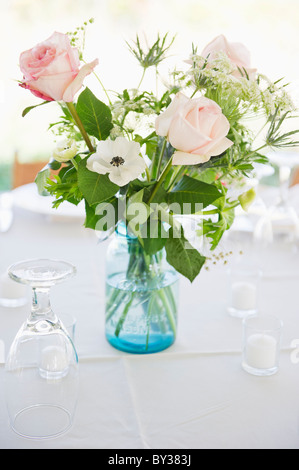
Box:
[12,153,51,189]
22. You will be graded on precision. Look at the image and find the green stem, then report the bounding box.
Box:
[66,102,95,153]
[158,289,177,337]
[146,295,156,349]
[217,144,268,180]
[156,139,167,179]
[115,293,135,337]
[141,131,156,144]
[106,289,130,321]
[252,120,269,144]
[196,209,220,216]
[150,138,166,180]
[71,158,78,170]
[196,203,240,216]
[190,88,199,99]
[95,75,112,105]
[83,59,112,105]
[148,156,173,204]
[145,166,151,182]
[245,144,268,160]
[137,67,146,90]
[167,165,185,191]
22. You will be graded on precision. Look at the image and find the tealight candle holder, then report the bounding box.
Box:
[242,314,282,376]
[227,267,261,319]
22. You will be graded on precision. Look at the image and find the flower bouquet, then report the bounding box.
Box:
[19,22,299,353]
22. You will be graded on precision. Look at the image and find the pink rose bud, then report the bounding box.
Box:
[19,32,99,102]
[155,93,233,165]
[201,34,256,80]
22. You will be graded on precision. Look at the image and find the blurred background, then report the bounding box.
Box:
[1,0,299,191]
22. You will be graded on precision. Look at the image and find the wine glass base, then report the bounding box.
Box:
[8,259,76,288]
[11,404,73,440]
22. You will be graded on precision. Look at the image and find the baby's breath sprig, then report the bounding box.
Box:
[67,18,95,60]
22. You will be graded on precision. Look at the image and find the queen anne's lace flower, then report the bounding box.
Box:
[183,51,295,118]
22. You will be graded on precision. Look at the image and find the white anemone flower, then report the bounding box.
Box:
[86,137,146,187]
[53,138,77,163]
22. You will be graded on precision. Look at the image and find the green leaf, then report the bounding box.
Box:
[77,157,119,205]
[196,168,218,184]
[22,100,52,118]
[48,160,62,171]
[126,202,152,226]
[76,87,113,140]
[126,190,153,236]
[128,188,145,205]
[165,226,206,282]
[84,198,118,231]
[145,185,168,205]
[199,207,236,250]
[35,168,51,196]
[167,175,222,213]
[141,218,168,255]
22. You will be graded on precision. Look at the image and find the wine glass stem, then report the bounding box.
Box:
[30,287,55,323]
[279,165,291,206]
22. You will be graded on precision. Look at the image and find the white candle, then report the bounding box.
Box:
[232,281,257,311]
[246,334,277,370]
[40,346,70,378]
[0,271,27,299]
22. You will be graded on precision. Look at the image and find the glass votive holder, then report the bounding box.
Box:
[242,314,282,376]
[227,267,261,319]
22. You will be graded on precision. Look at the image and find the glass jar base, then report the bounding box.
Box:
[10,404,73,440]
[106,333,175,354]
[242,361,278,377]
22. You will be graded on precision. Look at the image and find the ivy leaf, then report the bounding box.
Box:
[76,87,113,140]
[141,218,168,255]
[167,175,221,213]
[35,168,51,196]
[84,198,119,231]
[200,208,235,250]
[165,226,206,282]
[77,157,119,205]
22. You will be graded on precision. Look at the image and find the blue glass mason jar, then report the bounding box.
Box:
[105,223,179,354]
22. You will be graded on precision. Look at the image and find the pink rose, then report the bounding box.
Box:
[201,34,256,80]
[155,93,233,165]
[19,32,99,102]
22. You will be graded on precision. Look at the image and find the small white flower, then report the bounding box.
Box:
[86,136,146,187]
[53,138,77,163]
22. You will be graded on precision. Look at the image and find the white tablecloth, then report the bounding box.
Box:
[1,201,299,449]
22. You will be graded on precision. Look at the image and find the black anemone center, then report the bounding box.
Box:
[110,156,125,167]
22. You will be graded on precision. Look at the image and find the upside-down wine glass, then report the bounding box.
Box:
[5,259,79,440]
[261,151,299,244]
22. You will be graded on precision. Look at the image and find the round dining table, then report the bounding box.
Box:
[1,184,299,450]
